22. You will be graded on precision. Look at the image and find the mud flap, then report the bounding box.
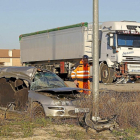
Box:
[85,112,118,131]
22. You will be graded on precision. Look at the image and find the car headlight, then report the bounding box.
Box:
[52,100,62,106]
[52,100,73,106]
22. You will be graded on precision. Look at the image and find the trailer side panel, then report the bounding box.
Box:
[20,27,85,63]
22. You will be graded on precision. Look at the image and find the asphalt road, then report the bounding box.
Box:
[65,81,140,92]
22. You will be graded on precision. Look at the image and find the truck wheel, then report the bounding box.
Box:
[99,63,105,82]
[31,102,45,119]
[101,65,114,83]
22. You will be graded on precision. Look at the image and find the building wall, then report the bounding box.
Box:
[12,58,21,66]
[4,58,12,66]
[12,50,20,57]
[0,49,21,66]
[0,58,10,63]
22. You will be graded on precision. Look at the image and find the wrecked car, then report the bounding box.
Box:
[0,66,89,119]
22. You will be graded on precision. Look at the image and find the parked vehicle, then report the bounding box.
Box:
[19,21,140,83]
[0,66,89,118]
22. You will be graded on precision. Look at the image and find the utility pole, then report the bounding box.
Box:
[92,0,99,120]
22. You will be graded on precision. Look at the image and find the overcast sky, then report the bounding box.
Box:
[0,0,140,49]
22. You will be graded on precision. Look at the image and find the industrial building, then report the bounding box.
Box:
[0,49,21,66]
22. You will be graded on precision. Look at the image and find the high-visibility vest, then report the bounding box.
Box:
[71,60,90,81]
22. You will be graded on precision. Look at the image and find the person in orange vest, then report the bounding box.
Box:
[71,55,91,95]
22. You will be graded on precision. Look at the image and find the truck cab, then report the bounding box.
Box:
[99,21,140,83]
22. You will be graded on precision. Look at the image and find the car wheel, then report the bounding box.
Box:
[31,102,45,119]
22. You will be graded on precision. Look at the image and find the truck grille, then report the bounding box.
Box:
[122,56,140,62]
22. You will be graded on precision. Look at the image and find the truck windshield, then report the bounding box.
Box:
[117,34,140,48]
[31,72,67,90]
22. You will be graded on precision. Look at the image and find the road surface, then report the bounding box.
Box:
[65,81,140,92]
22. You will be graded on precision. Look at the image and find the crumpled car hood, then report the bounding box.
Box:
[35,87,81,92]
[35,87,83,99]
[0,66,37,82]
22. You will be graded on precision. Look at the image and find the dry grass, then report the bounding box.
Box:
[98,91,140,128]
[76,90,140,129]
[0,90,140,139]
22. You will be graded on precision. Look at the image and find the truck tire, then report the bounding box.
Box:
[101,64,114,83]
[99,63,105,82]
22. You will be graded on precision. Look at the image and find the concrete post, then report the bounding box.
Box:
[92,0,99,120]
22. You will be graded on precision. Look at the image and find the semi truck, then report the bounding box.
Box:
[19,21,140,83]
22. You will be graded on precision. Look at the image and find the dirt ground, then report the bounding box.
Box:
[0,110,118,140]
[0,123,116,140]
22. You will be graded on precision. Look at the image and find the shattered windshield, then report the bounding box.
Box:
[118,34,140,47]
[31,72,67,90]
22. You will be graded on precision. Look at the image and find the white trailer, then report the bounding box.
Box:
[19,23,92,79]
[19,21,140,83]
